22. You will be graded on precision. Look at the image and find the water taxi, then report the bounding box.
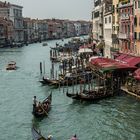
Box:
[6,61,16,70]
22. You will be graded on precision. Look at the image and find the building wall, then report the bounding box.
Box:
[92,0,104,41]
[112,0,119,48]
[118,0,134,54]
[10,5,24,42]
[74,22,81,36]
[104,14,112,47]
[134,0,140,55]
[0,2,24,43]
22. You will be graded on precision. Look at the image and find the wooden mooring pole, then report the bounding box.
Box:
[40,62,42,75]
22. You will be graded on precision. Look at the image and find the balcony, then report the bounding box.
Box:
[118,2,133,9]
[118,33,130,39]
[120,14,130,20]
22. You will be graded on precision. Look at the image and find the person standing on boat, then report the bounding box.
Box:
[71,134,78,140]
[33,96,38,113]
[33,96,37,107]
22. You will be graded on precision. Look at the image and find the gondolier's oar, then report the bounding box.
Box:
[40,104,48,116]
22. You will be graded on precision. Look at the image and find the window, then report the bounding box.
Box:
[109,16,111,23]
[113,16,115,24]
[128,8,130,14]
[105,18,107,24]
[134,32,137,40]
[116,4,119,13]
[92,11,94,20]
[94,11,99,18]
[138,1,140,8]
[112,5,115,13]
[135,1,137,9]
[134,16,137,26]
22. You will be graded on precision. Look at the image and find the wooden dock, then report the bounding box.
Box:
[121,86,140,99]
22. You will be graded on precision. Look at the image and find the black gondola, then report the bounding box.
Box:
[40,71,94,87]
[66,91,81,100]
[66,88,114,102]
[78,92,114,101]
[32,93,52,118]
[40,76,59,85]
[31,127,47,140]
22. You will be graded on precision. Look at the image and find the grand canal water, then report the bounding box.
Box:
[0,38,140,140]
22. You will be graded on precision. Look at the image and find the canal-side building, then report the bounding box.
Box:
[0,1,24,43]
[55,19,63,39]
[38,19,48,41]
[118,0,134,54]
[74,21,81,36]
[92,0,104,41]
[112,0,119,49]
[0,17,13,47]
[61,20,68,38]
[47,19,57,39]
[134,0,140,55]
[80,21,91,35]
[23,18,36,43]
[66,21,76,38]
[103,0,112,51]
[23,18,31,43]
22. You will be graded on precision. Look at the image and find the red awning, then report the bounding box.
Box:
[115,54,128,61]
[115,54,140,66]
[90,57,136,71]
[123,57,140,66]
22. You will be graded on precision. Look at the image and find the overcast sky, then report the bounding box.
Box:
[2,0,93,21]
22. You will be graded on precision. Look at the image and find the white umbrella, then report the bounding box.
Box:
[78,48,93,54]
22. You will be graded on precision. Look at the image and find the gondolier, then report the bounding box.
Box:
[32,93,52,118]
[33,96,37,107]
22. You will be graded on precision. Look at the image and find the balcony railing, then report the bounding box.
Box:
[118,2,133,9]
[118,33,130,39]
[120,14,130,20]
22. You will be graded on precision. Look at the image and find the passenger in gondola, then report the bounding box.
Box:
[71,134,78,140]
[47,99,51,104]
[43,102,48,110]
[37,102,41,107]
[37,102,43,112]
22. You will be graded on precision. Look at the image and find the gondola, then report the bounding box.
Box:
[66,91,81,100]
[32,93,52,118]
[39,76,59,85]
[31,127,47,140]
[78,91,114,101]
[66,89,114,102]
[6,61,17,70]
[40,74,80,87]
